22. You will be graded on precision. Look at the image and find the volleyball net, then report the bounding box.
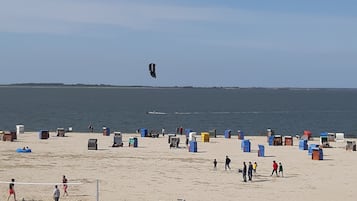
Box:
[0,179,100,201]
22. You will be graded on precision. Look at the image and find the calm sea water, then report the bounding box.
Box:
[1,86,357,137]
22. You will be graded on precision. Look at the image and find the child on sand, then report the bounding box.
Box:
[213,159,217,169]
[271,161,278,176]
[279,162,284,177]
[7,178,16,201]
[253,162,257,174]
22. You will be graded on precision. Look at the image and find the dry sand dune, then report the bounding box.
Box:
[0,132,356,201]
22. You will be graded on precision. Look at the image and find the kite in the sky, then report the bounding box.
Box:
[149,63,156,78]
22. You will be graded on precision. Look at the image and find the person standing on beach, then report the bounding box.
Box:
[253,162,258,174]
[7,178,16,201]
[162,128,165,136]
[88,124,94,132]
[62,175,68,196]
[242,162,247,182]
[53,185,60,201]
[248,162,253,181]
[271,161,278,176]
[225,156,231,170]
[279,162,284,177]
[213,159,217,169]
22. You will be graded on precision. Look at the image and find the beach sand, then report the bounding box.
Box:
[0,132,356,201]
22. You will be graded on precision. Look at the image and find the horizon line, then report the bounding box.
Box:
[0,83,357,90]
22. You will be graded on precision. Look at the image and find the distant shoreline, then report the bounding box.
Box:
[0,83,356,90]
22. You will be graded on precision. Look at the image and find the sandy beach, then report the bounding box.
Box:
[0,131,356,201]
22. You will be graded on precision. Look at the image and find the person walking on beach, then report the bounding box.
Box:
[242,162,247,182]
[271,161,278,176]
[7,178,16,201]
[225,156,231,170]
[253,162,258,174]
[62,175,68,196]
[213,159,217,169]
[213,159,217,168]
[53,185,60,201]
[279,162,284,177]
[248,162,253,181]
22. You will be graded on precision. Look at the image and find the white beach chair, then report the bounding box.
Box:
[335,133,345,143]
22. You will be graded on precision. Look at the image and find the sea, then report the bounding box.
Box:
[1,86,357,137]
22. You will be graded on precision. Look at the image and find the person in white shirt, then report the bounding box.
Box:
[162,128,165,136]
[53,185,60,201]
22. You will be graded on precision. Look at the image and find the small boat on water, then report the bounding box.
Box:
[146,111,167,115]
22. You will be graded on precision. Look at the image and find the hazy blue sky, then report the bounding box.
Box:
[1,0,356,87]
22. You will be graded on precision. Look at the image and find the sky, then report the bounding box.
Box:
[0,0,356,88]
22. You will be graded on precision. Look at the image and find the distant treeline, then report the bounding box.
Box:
[0,83,355,91]
[6,83,114,87]
[0,83,193,88]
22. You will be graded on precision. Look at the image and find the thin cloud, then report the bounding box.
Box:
[0,0,356,36]
[0,0,227,33]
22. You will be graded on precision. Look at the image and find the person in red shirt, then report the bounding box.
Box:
[271,161,278,176]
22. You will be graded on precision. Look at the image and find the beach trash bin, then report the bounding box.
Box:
[88,139,98,150]
[201,132,210,142]
[299,139,308,150]
[243,140,251,152]
[284,136,293,146]
[39,130,50,139]
[258,145,265,157]
[140,128,148,137]
[224,129,231,139]
[129,137,138,147]
[102,127,110,136]
[312,148,323,160]
[16,124,24,135]
[209,129,216,138]
[189,141,197,152]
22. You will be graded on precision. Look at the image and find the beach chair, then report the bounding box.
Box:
[335,133,345,143]
[170,137,180,148]
[346,141,356,151]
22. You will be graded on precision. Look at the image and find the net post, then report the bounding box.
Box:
[96,179,99,201]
